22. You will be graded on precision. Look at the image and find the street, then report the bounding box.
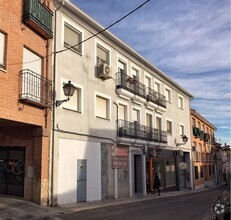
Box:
[57,186,227,220]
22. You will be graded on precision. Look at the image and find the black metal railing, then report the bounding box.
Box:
[117,71,166,108]
[146,87,166,108]
[23,0,53,39]
[116,71,146,99]
[117,119,167,143]
[19,69,52,107]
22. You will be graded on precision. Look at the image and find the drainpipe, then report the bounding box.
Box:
[50,0,65,207]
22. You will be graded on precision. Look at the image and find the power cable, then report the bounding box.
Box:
[8,0,150,66]
[55,0,150,54]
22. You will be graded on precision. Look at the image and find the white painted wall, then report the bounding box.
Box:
[58,138,101,204]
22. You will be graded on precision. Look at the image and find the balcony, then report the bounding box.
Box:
[19,69,52,108]
[23,0,53,39]
[146,87,166,109]
[116,71,146,103]
[116,71,166,109]
[117,119,167,144]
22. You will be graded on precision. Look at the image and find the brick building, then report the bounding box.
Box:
[0,0,53,205]
[191,109,217,189]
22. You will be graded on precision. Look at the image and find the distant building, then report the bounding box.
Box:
[0,0,53,205]
[52,0,193,205]
[191,109,217,189]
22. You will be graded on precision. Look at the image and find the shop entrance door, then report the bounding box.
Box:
[153,159,164,188]
[0,147,25,197]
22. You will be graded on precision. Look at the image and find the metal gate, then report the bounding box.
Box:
[0,147,25,196]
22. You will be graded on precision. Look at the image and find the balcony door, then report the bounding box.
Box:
[22,47,42,102]
[156,117,162,141]
[146,113,152,139]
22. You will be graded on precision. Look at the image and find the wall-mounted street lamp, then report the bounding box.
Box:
[176,135,188,147]
[56,80,75,107]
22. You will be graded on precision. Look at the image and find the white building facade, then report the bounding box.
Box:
[51,0,193,205]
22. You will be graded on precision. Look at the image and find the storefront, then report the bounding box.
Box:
[146,148,177,192]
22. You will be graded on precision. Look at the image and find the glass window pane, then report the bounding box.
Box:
[64,24,82,53]
[97,45,109,64]
[96,96,107,118]
[0,32,5,67]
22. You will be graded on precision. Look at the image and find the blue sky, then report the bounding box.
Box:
[72,0,230,145]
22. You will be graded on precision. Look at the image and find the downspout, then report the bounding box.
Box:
[50,0,65,207]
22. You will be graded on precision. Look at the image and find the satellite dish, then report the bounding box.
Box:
[179,162,188,170]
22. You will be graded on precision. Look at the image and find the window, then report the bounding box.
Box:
[0,32,6,69]
[200,166,204,178]
[198,121,201,130]
[146,113,152,128]
[167,120,172,135]
[194,166,199,180]
[165,88,171,102]
[131,67,138,79]
[178,96,183,109]
[96,95,110,119]
[97,44,109,65]
[132,109,140,123]
[192,118,196,127]
[118,59,126,73]
[212,164,215,175]
[64,23,82,54]
[145,76,151,88]
[118,104,127,120]
[63,86,82,112]
[179,124,184,136]
[154,81,160,93]
[202,124,205,132]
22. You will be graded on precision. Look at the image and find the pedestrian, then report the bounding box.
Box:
[153,172,161,196]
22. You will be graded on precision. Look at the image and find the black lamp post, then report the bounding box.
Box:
[176,135,188,146]
[56,80,75,107]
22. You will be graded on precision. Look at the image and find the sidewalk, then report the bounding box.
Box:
[0,185,225,220]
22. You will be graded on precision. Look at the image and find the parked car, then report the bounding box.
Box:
[213,191,230,220]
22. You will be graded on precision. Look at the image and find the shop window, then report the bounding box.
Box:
[165,159,176,187]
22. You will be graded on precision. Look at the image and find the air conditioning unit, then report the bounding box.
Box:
[97,63,112,80]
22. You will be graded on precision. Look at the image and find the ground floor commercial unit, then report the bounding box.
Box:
[54,134,193,205]
[193,161,217,189]
[0,122,50,205]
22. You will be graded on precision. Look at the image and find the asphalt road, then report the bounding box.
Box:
[57,187,227,220]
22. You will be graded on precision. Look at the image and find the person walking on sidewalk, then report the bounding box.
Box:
[153,172,161,196]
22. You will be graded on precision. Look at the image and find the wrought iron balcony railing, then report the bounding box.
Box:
[116,71,146,99]
[117,119,167,143]
[23,0,53,39]
[146,87,166,108]
[116,71,166,108]
[19,69,52,107]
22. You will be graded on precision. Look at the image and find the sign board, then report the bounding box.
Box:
[179,162,188,170]
[112,146,128,169]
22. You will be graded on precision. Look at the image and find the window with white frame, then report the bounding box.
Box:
[131,67,139,80]
[118,104,127,120]
[165,88,171,102]
[63,86,82,112]
[132,109,140,123]
[178,96,183,109]
[179,124,184,136]
[97,44,109,65]
[96,95,110,119]
[0,32,6,69]
[154,81,160,93]
[118,59,126,73]
[145,76,151,88]
[64,23,82,54]
[167,120,172,135]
